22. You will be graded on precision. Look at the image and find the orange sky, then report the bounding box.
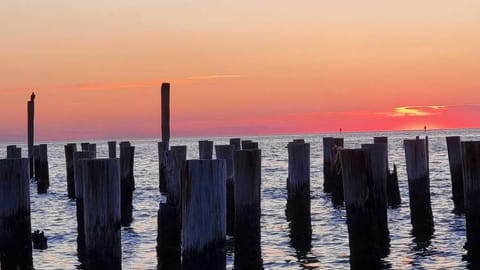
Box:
[1,1,479,142]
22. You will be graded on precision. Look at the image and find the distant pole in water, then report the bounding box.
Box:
[161,82,170,150]
[28,92,35,178]
[424,125,427,133]
[340,128,342,134]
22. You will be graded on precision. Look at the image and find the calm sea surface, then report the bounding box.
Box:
[2,129,480,269]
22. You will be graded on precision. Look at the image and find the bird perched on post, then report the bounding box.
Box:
[31,92,36,101]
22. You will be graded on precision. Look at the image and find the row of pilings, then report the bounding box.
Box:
[2,134,480,268]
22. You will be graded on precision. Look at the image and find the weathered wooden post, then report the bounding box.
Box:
[286,140,312,252]
[373,137,401,207]
[233,149,263,269]
[323,137,334,193]
[88,143,97,158]
[158,142,167,193]
[65,143,77,199]
[216,144,235,235]
[404,138,434,237]
[341,149,381,269]
[162,82,171,150]
[120,142,135,226]
[0,158,33,269]
[170,146,187,160]
[446,136,464,214]
[199,140,214,159]
[242,140,258,150]
[81,143,90,151]
[165,147,187,207]
[28,92,35,178]
[6,145,21,159]
[331,138,344,204]
[362,143,390,257]
[462,141,480,262]
[230,138,241,151]
[83,158,121,269]
[37,144,50,193]
[182,160,226,270]
[108,141,117,158]
[33,145,40,181]
[73,151,95,258]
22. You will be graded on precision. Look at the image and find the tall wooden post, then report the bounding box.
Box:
[331,138,344,204]
[65,143,77,199]
[27,93,35,178]
[462,141,480,262]
[158,142,167,192]
[162,82,170,150]
[234,149,263,269]
[37,144,49,193]
[404,138,434,237]
[108,141,117,158]
[0,158,32,270]
[323,137,334,193]
[446,136,464,214]
[182,160,226,270]
[341,149,381,269]
[83,158,121,269]
[216,144,235,235]
[199,140,214,159]
[73,150,95,258]
[120,142,135,226]
[362,143,390,257]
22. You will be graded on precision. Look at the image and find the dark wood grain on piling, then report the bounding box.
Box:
[446,136,464,214]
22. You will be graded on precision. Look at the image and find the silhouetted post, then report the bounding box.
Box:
[331,138,344,204]
[323,137,334,193]
[162,83,171,149]
[157,203,181,270]
[65,143,77,199]
[362,143,390,257]
[88,143,97,158]
[387,164,401,207]
[158,142,167,192]
[341,149,380,269]
[108,141,117,158]
[28,93,35,178]
[230,138,241,151]
[0,158,32,270]
[81,143,90,151]
[73,151,95,258]
[83,158,121,269]
[182,160,226,270]
[120,143,135,226]
[404,138,434,236]
[199,140,214,159]
[33,145,40,181]
[242,141,258,150]
[234,149,263,269]
[6,145,21,159]
[373,137,388,169]
[216,144,235,235]
[170,146,187,160]
[462,141,480,262]
[165,147,187,207]
[286,140,312,252]
[37,144,49,193]
[446,136,464,214]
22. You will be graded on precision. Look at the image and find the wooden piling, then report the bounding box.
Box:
[158,142,167,193]
[6,145,21,159]
[0,158,33,269]
[65,143,77,199]
[120,143,135,225]
[28,94,35,178]
[73,151,95,258]
[230,138,241,151]
[341,149,381,269]
[165,147,187,207]
[81,142,90,151]
[323,137,334,193]
[83,158,121,269]
[446,136,464,214]
[88,143,97,158]
[157,203,181,270]
[162,83,171,149]
[182,160,226,270]
[286,141,312,252]
[362,143,390,257]
[199,140,214,159]
[242,141,258,150]
[387,164,401,207]
[37,144,49,193]
[234,149,263,269]
[216,144,235,235]
[108,141,117,158]
[33,145,40,181]
[404,138,434,236]
[331,138,344,204]
[462,141,480,262]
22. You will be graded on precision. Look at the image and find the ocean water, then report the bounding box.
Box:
[1,129,480,269]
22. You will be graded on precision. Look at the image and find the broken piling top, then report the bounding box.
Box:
[161,82,170,149]
[6,145,21,159]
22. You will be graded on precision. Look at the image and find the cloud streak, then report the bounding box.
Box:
[379,104,480,117]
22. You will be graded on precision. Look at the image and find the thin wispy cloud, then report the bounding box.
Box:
[185,74,241,80]
[379,104,480,117]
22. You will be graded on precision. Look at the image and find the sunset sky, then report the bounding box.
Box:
[1,1,480,142]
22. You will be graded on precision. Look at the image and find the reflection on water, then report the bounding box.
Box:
[1,129,480,269]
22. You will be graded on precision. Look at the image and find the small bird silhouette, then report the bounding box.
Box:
[30,92,36,101]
